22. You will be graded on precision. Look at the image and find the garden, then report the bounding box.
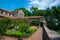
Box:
[0,18,40,40]
[15,6,60,34]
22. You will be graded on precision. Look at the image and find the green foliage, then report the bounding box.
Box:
[46,6,60,31]
[14,6,60,34]
[11,19,25,25]
[26,26,38,34]
[30,19,40,26]
[47,20,58,31]
[0,24,7,34]
[0,17,38,37]
[5,29,20,36]
[5,24,38,38]
[30,6,38,16]
[19,23,29,32]
[30,6,60,33]
[5,29,30,37]
[0,18,29,34]
[5,29,27,37]
[0,18,10,34]
[56,30,60,34]
[7,18,30,29]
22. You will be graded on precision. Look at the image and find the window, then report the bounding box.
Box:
[1,11,3,14]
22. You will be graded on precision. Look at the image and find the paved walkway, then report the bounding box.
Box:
[24,27,42,40]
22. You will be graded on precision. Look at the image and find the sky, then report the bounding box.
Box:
[0,0,60,10]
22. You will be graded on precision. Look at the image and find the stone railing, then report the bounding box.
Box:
[43,26,60,40]
[42,18,60,40]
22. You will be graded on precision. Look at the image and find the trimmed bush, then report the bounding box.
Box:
[26,26,38,34]
[30,19,40,26]
[19,23,30,32]
[5,29,22,36]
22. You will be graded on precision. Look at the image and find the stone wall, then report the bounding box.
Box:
[42,18,60,40]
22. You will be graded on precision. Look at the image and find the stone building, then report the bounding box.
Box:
[0,8,24,18]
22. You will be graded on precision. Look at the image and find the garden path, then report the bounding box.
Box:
[24,27,42,40]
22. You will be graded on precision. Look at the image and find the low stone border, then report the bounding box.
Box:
[43,25,60,40]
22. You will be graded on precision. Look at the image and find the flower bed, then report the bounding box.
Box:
[5,25,38,38]
[0,18,39,40]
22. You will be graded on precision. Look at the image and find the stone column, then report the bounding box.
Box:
[11,14,13,16]
[7,13,10,16]
[5,12,7,15]
[0,10,1,14]
[40,17,46,27]
[3,12,6,15]
[40,17,44,27]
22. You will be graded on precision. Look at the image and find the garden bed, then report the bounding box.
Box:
[0,18,40,40]
[5,25,38,38]
[3,27,42,40]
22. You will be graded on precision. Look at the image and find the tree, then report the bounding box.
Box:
[46,6,60,31]
[30,6,38,16]
[36,10,46,16]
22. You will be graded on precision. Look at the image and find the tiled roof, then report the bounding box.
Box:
[23,16,44,19]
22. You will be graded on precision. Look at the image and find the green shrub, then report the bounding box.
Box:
[0,24,8,34]
[5,25,38,38]
[0,18,10,34]
[3,18,38,38]
[26,26,38,34]
[19,23,30,32]
[5,29,22,36]
[47,20,59,31]
[57,30,60,34]
[5,29,30,37]
[30,19,40,26]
